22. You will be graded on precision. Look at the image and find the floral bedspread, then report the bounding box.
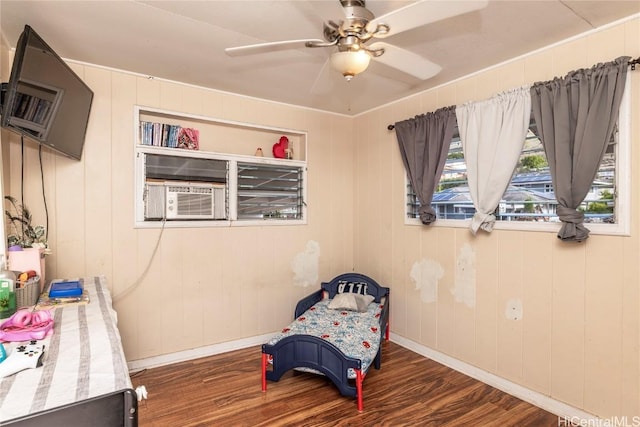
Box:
[267,297,384,378]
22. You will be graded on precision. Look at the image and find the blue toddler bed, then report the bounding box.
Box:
[261,273,390,412]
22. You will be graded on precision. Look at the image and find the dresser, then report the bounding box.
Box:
[0,276,137,426]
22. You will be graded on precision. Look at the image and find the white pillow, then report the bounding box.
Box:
[328,293,374,312]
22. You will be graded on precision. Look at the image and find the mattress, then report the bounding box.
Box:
[267,297,384,378]
[0,276,132,422]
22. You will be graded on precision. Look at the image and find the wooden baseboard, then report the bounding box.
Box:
[127,333,274,372]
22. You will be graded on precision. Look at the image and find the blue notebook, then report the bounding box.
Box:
[49,280,83,298]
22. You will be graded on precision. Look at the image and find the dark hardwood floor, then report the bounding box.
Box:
[130,341,558,426]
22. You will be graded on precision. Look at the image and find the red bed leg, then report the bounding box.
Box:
[385,321,390,341]
[261,353,267,392]
[356,369,364,412]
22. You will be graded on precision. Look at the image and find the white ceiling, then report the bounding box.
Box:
[1,1,638,116]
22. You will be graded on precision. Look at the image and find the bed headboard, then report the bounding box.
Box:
[321,273,389,303]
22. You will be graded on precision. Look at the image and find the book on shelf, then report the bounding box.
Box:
[139,120,196,149]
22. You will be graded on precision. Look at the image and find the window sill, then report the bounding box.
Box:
[404,217,630,237]
[135,219,307,229]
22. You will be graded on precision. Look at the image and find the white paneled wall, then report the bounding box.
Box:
[354,17,640,419]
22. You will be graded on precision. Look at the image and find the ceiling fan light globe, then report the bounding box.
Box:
[330,50,371,80]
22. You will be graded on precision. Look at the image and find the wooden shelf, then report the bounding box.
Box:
[136,106,307,162]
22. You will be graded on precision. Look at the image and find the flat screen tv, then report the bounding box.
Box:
[0,25,93,160]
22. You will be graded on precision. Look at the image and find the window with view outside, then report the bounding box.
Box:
[406,117,618,224]
[237,162,304,220]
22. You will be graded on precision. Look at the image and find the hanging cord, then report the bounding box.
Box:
[38,145,49,242]
[20,136,25,240]
[112,216,167,303]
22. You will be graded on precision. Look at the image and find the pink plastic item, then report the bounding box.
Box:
[0,309,54,342]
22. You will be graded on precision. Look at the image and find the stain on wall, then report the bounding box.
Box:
[451,243,476,308]
[410,259,444,303]
[291,240,320,287]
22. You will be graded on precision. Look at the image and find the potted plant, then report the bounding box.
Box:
[4,196,48,250]
[4,196,48,289]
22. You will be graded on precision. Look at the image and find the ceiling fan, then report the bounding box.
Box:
[225,0,488,81]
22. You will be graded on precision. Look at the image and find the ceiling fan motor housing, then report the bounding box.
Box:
[339,0,374,36]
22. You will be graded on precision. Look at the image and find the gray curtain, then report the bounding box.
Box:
[395,106,456,225]
[530,56,629,242]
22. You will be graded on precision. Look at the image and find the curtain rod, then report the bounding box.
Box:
[387,56,640,131]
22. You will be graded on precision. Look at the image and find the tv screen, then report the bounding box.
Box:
[0,25,93,160]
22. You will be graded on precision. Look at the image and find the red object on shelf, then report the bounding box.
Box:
[272,136,288,158]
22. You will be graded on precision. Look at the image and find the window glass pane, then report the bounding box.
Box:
[499,124,557,223]
[432,129,472,220]
[237,162,303,220]
[145,153,227,183]
[407,118,618,225]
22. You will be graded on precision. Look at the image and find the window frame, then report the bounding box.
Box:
[235,160,306,224]
[135,147,308,228]
[403,76,631,237]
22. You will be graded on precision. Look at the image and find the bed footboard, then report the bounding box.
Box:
[262,335,362,398]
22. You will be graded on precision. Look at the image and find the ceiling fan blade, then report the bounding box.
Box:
[309,57,334,95]
[225,39,325,56]
[369,42,441,80]
[366,0,488,38]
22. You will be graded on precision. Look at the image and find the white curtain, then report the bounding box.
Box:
[456,86,532,234]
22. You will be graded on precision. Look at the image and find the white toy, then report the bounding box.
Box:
[0,340,45,378]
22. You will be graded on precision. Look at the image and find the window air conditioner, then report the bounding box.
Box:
[144,182,226,220]
[144,183,166,220]
[166,183,216,219]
